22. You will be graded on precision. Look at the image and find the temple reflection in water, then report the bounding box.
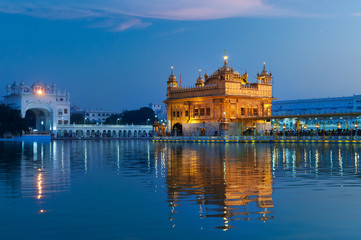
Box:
[1,140,361,232]
[154,143,274,230]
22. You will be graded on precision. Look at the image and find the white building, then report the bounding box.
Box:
[271,95,361,130]
[4,81,70,132]
[272,95,361,116]
[84,110,121,123]
[149,103,166,120]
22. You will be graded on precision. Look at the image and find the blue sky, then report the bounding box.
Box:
[1,0,361,110]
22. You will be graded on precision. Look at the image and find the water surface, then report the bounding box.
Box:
[0,140,361,239]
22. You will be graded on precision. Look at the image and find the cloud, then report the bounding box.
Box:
[0,2,102,20]
[0,0,297,30]
[354,12,361,17]
[111,18,151,31]
[102,0,292,20]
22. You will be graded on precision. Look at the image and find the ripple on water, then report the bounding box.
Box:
[0,141,361,239]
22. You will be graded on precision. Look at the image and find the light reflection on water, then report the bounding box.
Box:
[158,143,274,230]
[0,140,361,239]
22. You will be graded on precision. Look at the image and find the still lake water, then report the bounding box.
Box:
[1,140,361,239]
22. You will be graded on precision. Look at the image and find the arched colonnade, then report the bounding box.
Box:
[55,125,153,138]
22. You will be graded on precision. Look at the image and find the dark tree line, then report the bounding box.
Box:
[0,104,28,137]
[105,107,155,125]
[70,107,156,125]
[104,114,122,125]
[71,113,85,124]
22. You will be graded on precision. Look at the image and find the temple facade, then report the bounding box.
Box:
[3,81,70,132]
[164,55,274,136]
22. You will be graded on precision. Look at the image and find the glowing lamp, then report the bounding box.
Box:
[224,55,228,61]
[282,124,286,130]
[316,122,319,129]
[337,122,341,129]
[37,89,43,95]
[304,124,308,130]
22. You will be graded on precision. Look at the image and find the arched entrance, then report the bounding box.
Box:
[25,108,51,132]
[173,123,183,136]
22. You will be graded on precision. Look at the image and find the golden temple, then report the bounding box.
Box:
[164,54,274,136]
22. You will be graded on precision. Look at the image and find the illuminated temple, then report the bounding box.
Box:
[164,54,274,136]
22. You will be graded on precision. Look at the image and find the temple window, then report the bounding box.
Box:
[200,108,205,116]
[253,108,258,116]
[177,111,180,117]
[206,108,211,116]
[194,109,199,117]
[64,120,69,124]
[58,109,62,116]
[58,120,62,124]
[64,109,68,114]
[173,111,176,118]
[241,108,245,115]
[185,111,189,117]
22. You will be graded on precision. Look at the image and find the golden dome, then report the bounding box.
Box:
[167,66,178,87]
[260,62,270,76]
[195,69,204,87]
[168,66,176,81]
[195,76,204,87]
[168,73,176,81]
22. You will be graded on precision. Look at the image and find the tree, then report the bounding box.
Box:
[0,104,28,137]
[70,113,85,124]
[120,107,155,125]
[104,114,122,125]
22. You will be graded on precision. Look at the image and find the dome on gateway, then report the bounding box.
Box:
[31,81,45,88]
[31,81,46,95]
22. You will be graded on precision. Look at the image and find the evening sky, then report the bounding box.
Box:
[0,0,361,110]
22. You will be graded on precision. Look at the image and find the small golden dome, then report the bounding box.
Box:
[204,70,209,80]
[195,69,204,87]
[168,66,176,81]
[168,73,176,81]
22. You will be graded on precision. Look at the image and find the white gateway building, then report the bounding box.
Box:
[4,81,70,132]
